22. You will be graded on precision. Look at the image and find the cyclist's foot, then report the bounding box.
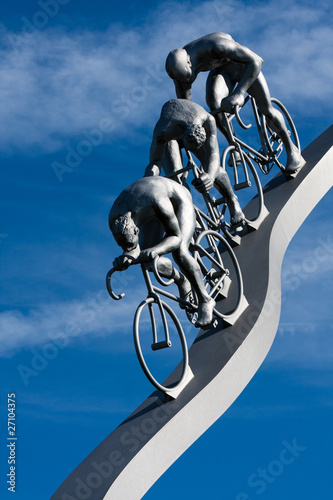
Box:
[229,198,245,226]
[195,297,216,328]
[284,148,305,176]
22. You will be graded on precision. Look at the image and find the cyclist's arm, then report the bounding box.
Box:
[201,115,220,181]
[214,39,263,99]
[145,130,166,176]
[113,245,141,270]
[145,121,183,176]
[174,80,193,100]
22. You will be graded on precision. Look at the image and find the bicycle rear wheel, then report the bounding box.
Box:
[222,145,264,226]
[261,98,300,172]
[192,230,243,321]
[133,297,189,394]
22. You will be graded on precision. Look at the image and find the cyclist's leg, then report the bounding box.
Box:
[173,202,215,327]
[163,140,191,190]
[206,67,235,141]
[206,67,245,225]
[162,140,182,177]
[248,73,305,173]
[140,220,191,301]
[154,255,193,306]
[214,169,245,225]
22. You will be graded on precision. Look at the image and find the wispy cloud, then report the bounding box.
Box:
[1,0,332,365]
[268,320,333,368]
[281,233,333,291]
[265,227,333,369]
[0,0,332,153]
[1,218,332,362]
[0,287,140,357]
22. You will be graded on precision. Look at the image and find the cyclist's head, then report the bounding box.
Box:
[166,49,192,83]
[111,213,139,251]
[183,124,206,150]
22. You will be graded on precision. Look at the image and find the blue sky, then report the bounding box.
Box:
[0,0,332,498]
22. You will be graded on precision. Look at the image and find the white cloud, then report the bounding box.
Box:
[1,195,332,362]
[1,0,332,364]
[281,233,333,291]
[0,0,332,153]
[0,272,200,360]
[267,320,333,368]
[0,287,140,357]
[264,221,333,369]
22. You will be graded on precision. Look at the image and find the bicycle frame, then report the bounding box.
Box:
[213,95,296,179]
[168,152,237,241]
[235,98,283,173]
[221,101,269,184]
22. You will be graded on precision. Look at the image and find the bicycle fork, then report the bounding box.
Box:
[141,264,172,351]
[220,111,253,191]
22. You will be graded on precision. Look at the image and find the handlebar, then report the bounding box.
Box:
[210,98,252,130]
[106,268,125,301]
[106,254,138,301]
[106,254,176,301]
[234,105,252,130]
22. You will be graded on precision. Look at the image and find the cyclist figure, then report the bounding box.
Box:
[109,176,216,328]
[166,32,305,175]
[145,98,245,225]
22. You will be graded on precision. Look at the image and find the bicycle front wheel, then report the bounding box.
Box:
[192,229,244,321]
[222,145,264,225]
[133,297,189,394]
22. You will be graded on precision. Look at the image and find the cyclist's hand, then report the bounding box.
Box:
[192,173,214,193]
[138,248,158,262]
[221,93,245,114]
[113,254,132,271]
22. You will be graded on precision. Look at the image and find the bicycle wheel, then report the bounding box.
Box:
[222,145,264,225]
[192,229,243,321]
[133,297,190,394]
[261,98,301,172]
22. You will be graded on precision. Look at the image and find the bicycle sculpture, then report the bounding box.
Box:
[106,175,244,396]
[145,98,245,229]
[218,96,301,176]
[106,32,305,397]
[211,95,301,227]
[166,32,304,175]
[107,257,192,396]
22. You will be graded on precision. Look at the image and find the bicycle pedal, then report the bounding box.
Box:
[151,340,172,351]
[212,196,226,206]
[234,180,251,191]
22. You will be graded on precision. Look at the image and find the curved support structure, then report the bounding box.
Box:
[51,126,333,500]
